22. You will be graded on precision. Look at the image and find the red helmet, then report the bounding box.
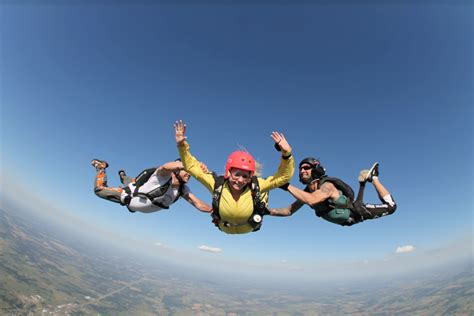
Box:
[225,151,256,178]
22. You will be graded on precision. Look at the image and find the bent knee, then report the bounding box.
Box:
[94,187,110,199]
[386,203,397,215]
[94,187,104,194]
[382,195,396,214]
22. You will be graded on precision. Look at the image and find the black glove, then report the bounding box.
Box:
[279,183,289,191]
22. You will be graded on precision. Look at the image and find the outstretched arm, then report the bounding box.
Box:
[287,184,330,206]
[268,200,305,217]
[157,160,208,177]
[182,192,212,213]
[156,161,184,177]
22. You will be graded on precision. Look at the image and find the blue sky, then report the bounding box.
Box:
[1,2,472,282]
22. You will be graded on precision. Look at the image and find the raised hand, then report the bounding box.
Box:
[271,131,292,155]
[174,120,187,145]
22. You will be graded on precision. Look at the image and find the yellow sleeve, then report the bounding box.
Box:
[258,154,295,192]
[178,142,215,193]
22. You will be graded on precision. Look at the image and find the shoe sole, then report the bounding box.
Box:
[91,159,109,168]
[366,162,379,181]
[359,170,369,182]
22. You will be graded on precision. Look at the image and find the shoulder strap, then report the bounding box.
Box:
[149,181,182,210]
[210,175,267,232]
[319,176,355,201]
[134,168,157,188]
[211,173,225,220]
[250,177,266,213]
[319,176,354,208]
[139,178,172,200]
[248,176,268,232]
[132,167,175,202]
[133,168,158,196]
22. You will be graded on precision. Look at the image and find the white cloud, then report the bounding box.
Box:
[152,242,172,250]
[198,245,223,253]
[395,245,416,254]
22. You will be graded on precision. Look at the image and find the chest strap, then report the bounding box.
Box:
[122,181,184,213]
[211,173,267,232]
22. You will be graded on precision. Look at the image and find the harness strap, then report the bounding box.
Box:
[211,174,267,232]
[151,199,169,209]
[140,178,172,200]
[133,168,157,196]
[122,174,184,212]
[211,173,225,221]
[314,178,368,226]
[314,177,354,216]
[122,186,135,213]
[248,177,267,231]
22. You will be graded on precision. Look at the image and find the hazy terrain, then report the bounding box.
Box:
[0,207,472,315]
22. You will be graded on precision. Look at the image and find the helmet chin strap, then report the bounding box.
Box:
[308,179,319,191]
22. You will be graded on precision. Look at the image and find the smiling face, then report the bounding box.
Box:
[228,168,252,193]
[299,163,313,185]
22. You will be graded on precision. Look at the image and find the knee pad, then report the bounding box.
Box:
[387,203,397,215]
[380,194,395,206]
[381,195,397,214]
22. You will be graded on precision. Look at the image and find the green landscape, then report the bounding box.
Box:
[0,207,472,315]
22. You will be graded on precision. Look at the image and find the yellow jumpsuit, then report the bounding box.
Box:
[178,142,294,234]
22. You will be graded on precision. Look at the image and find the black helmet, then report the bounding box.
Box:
[299,157,319,169]
[299,157,326,181]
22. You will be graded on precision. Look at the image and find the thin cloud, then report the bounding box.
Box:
[198,245,223,253]
[395,245,416,254]
[153,242,172,250]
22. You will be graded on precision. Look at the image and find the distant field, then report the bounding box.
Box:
[0,207,472,315]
